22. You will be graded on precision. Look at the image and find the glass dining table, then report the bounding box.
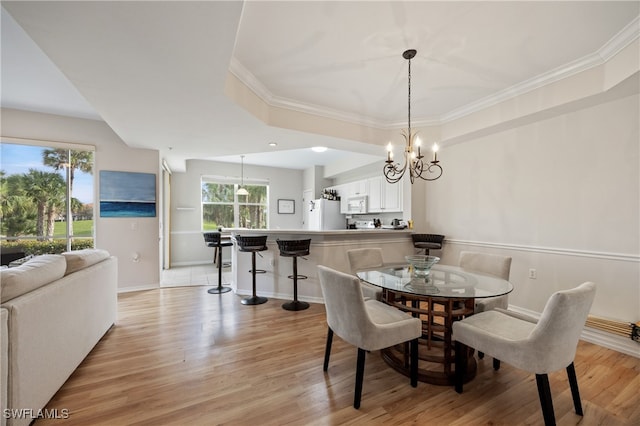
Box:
[357,263,513,386]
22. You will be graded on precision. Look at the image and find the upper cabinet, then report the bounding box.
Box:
[330,181,369,213]
[328,177,402,214]
[367,176,402,213]
[345,180,368,198]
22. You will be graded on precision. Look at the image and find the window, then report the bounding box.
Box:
[201,177,268,229]
[0,140,95,254]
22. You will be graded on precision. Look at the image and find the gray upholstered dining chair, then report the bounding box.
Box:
[453,282,596,426]
[317,265,422,409]
[459,250,513,363]
[346,248,384,300]
[458,251,512,312]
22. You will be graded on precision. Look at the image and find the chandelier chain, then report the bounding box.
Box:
[407,55,411,137]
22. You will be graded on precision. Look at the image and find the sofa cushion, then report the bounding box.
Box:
[0,255,67,303]
[62,249,110,276]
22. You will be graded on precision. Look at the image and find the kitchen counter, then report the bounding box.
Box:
[225,228,415,303]
[225,227,412,241]
[225,227,412,233]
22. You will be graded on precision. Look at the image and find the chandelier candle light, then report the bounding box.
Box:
[384,49,443,184]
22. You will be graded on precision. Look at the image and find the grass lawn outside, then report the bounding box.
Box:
[54,220,93,237]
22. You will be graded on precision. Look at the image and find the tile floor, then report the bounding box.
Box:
[161,262,232,288]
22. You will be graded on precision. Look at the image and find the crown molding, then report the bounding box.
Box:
[228,57,389,129]
[599,15,640,62]
[228,57,274,106]
[229,16,640,130]
[440,52,605,123]
[442,15,640,123]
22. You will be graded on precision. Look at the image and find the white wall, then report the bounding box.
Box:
[302,165,334,199]
[1,108,161,291]
[426,94,639,323]
[169,159,304,266]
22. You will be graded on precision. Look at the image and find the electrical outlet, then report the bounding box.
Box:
[528,268,537,279]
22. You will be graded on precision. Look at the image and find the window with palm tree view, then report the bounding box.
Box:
[1,142,94,260]
[201,178,268,230]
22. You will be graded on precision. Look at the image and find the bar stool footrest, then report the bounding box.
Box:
[287,274,308,280]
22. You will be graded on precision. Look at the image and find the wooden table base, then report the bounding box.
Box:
[382,289,476,386]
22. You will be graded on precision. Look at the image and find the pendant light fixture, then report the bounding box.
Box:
[383,49,443,184]
[237,155,249,196]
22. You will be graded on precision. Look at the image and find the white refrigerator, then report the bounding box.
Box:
[307,199,344,230]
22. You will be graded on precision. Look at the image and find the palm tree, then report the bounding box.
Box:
[0,172,37,237]
[1,194,37,237]
[42,149,93,194]
[45,191,66,240]
[21,170,66,240]
[42,149,93,234]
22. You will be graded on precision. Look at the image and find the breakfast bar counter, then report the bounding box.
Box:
[225,228,414,303]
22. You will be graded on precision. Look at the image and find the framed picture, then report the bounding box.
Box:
[99,170,156,217]
[277,199,295,214]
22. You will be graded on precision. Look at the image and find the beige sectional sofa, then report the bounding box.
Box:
[0,250,117,426]
[1,308,7,426]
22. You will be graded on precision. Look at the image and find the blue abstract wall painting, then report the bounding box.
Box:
[99,171,156,217]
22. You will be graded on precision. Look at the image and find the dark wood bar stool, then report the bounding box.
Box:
[235,235,269,305]
[277,239,311,311]
[203,231,233,294]
[411,234,445,255]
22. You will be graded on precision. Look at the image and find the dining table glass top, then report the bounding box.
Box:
[356,264,513,299]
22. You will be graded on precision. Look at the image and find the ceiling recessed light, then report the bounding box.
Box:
[311,146,328,152]
[268,142,277,147]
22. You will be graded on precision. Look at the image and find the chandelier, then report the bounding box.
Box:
[383,49,442,184]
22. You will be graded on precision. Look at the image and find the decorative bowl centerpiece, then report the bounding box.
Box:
[405,255,440,277]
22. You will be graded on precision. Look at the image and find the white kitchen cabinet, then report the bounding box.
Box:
[329,177,402,214]
[326,184,349,213]
[339,186,349,213]
[348,180,368,197]
[367,176,402,212]
[368,177,383,212]
[336,181,368,213]
[384,180,402,211]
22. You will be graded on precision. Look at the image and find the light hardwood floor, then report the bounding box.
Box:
[37,285,639,425]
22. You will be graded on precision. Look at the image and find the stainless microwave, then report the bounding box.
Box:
[347,196,368,214]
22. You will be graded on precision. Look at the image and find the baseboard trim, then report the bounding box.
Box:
[507,306,639,358]
[170,260,214,267]
[117,284,158,294]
